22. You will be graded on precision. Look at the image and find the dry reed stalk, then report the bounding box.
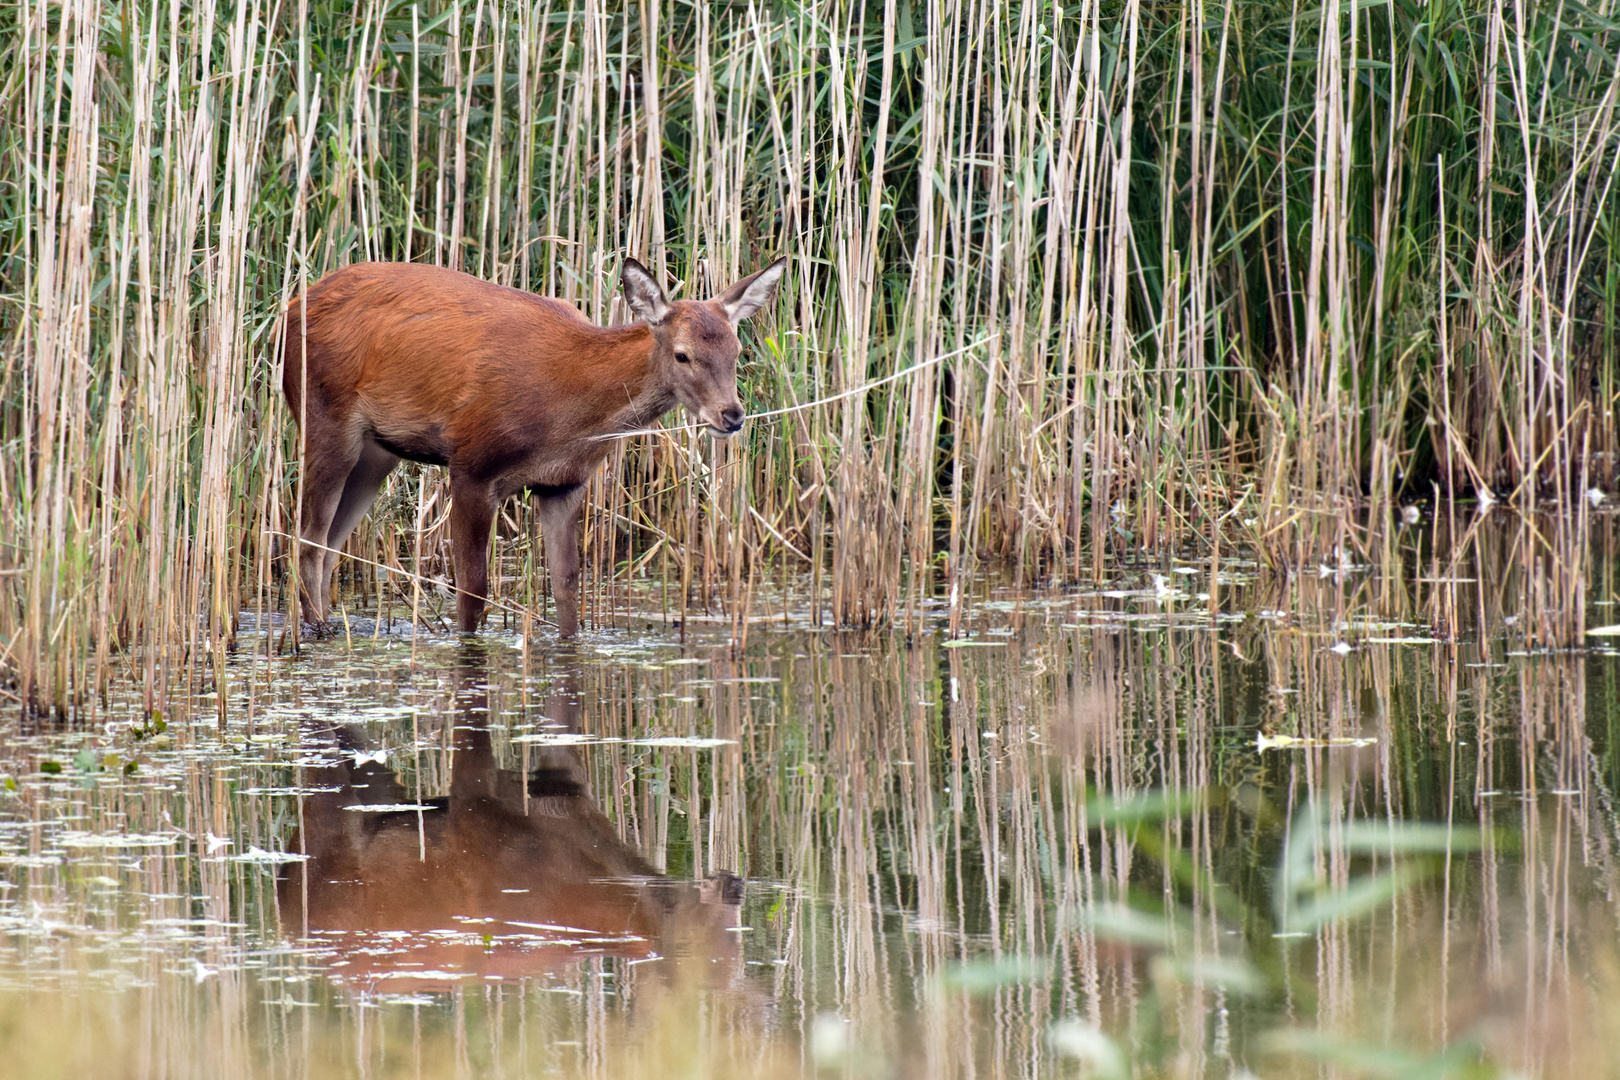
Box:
[6,1,1620,708]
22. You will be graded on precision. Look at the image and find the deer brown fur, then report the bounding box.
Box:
[282,255,787,636]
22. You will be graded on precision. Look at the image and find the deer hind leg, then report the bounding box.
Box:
[296,427,365,625]
[449,475,497,632]
[536,486,586,639]
[319,437,401,603]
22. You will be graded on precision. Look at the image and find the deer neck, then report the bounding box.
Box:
[581,326,676,437]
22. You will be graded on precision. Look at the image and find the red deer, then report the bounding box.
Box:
[277,658,744,988]
[282,256,787,636]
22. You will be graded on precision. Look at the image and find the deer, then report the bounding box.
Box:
[281,255,787,636]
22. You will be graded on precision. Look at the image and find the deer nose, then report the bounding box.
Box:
[719,404,745,433]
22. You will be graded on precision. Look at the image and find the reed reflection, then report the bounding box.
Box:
[277,646,741,988]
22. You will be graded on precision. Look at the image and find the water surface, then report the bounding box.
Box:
[4,558,1619,1078]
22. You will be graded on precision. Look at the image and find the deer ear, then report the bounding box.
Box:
[713,256,787,324]
[620,257,670,325]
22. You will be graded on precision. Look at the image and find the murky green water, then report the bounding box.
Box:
[5,556,1620,1078]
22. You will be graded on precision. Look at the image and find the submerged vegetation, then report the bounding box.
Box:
[4,0,1620,708]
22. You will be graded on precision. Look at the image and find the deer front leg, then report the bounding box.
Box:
[449,475,497,632]
[536,486,585,638]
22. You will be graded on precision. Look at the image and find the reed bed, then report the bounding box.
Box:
[4,0,1620,711]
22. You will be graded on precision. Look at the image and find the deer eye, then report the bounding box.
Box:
[675,351,691,364]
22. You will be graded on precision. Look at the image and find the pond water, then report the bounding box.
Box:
[4,549,1620,1078]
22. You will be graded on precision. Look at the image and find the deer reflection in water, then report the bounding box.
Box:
[277,649,741,989]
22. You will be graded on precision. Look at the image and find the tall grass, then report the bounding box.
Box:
[4,0,1620,711]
